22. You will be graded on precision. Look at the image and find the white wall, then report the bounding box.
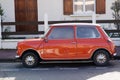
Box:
[0,0,115,22]
[38,0,64,21]
[0,0,15,32]
[0,0,15,22]
[1,39,23,49]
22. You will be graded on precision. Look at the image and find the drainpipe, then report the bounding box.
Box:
[92,0,96,24]
[44,13,48,32]
[0,16,2,49]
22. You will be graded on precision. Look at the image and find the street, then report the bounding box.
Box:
[0,60,120,80]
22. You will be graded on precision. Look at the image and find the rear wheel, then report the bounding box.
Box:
[93,50,110,66]
[22,52,39,68]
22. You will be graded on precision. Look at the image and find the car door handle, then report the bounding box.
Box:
[71,42,77,44]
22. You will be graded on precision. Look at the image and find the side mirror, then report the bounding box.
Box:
[44,37,48,43]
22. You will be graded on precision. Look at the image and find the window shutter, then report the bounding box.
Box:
[63,0,73,15]
[96,0,106,14]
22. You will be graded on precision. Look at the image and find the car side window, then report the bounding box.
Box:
[48,27,74,39]
[77,26,100,38]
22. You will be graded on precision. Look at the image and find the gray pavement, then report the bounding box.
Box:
[0,46,120,62]
[0,49,16,62]
[0,60,120,80]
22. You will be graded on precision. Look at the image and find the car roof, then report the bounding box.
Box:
[51,23,100,27]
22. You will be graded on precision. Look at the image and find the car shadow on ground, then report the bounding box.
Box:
[38,61,116,68]
[15,60,118,69]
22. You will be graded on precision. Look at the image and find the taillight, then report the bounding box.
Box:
[107,38,116,54]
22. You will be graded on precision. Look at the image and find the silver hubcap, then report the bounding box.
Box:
[25,55,35,66]
[96,53,107,64]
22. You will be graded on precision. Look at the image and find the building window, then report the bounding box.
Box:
[63,0,106,15]
[73,0,94,14]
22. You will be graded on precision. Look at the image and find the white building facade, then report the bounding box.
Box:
[0,0,120,49]
[0,0,115,22]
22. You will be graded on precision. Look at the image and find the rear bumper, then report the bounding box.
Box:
[113,53,117,57]
[112,52,120,60]
[15,55,21,60]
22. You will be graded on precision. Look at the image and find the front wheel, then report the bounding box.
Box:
[22,52,39,68]
[93,50,110,66]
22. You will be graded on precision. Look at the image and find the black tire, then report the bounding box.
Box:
[93,50,110,66]
[22,52,39,68]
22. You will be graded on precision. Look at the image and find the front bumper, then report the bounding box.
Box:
[112,52,120,60]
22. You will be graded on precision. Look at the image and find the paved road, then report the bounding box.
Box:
[0,60,120,80]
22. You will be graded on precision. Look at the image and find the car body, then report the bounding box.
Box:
[16,23,116,68]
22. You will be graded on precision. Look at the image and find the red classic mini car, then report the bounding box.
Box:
[16,23,116,68]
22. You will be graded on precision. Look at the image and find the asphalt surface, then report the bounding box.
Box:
[0,46,120,62]
[1,60,120,80]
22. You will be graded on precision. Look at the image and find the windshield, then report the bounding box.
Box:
[40,27,50,38]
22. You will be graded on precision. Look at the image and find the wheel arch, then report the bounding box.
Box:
[21,49,42,61]
[91,48,111,59]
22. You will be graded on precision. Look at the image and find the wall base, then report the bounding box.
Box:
[111,38,120,46]
[1,39,23,49]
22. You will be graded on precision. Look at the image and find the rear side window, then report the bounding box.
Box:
[77,26,100,38]
[48,27,74,39]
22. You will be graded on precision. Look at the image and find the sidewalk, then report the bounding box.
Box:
[0,49,16,62]
[0,46,120,62]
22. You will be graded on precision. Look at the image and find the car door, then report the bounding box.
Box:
[42,26,77,60]
[76,25,101,59]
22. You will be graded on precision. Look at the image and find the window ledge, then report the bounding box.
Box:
[70,12,94,17]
